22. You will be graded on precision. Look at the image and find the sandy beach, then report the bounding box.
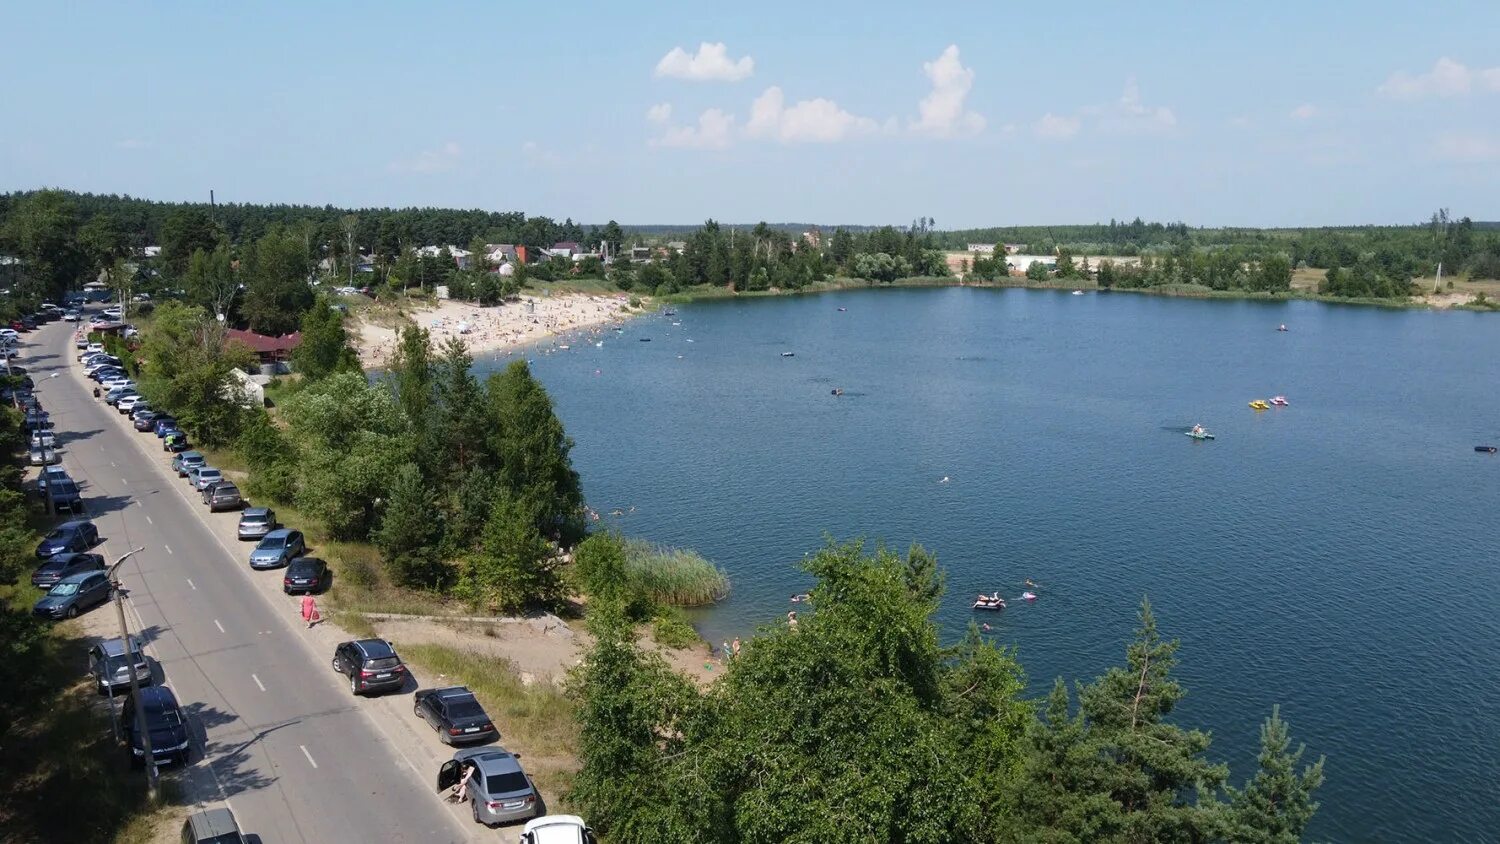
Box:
[352,292,638,368]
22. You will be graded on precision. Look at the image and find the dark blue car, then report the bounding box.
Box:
[33,570,112,619]
[35,520,99,559]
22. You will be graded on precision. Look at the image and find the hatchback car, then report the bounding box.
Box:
[165,432,191,453]
[205,481,242,512]
[28,445,60,466]
[180,808,245,844]
[282,556,327,594]
[106,387,139,406]
[236,507,277,540]
[34,570,112,619]
[436,747,540,827]
[45,478,84,513]
[191,467,223,491]
[249,528,304,569]
[30,429,57,448]
[414,686,497,744]
[89,635,152,695]
[36,520,99,558]
[133,410,162,431]
[31,551,106,589]
[117,395,145,414]
[173,451,205,476]
[520,816,598,844]
[122,685,190,767]
[35,464,69,494]
[331,638,406,695]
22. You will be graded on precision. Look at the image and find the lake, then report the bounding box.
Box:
[482,286,1500,842]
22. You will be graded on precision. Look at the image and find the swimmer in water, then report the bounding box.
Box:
[940,476,950,484]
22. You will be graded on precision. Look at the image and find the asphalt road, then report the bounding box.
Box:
[31,317,475,843]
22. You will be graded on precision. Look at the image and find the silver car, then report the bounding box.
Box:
[88,636,152,695]
[436,747,541,827]
[237,507,276,540]
[191,467,223,491]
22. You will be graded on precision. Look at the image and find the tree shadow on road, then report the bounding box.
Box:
[182,702,287,798]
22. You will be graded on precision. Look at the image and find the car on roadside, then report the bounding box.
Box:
[281,556,327,594]
[236,507,277,540]
[172,451,205,477]
[35,520,100,558]
[133,409,162,431]
[35,464,69,494]
[331,638,407,696]
[165,433,191,453]
[180,808,245,844]
[154,417,179,437]
[79,342,104,359]
[105,386,139,406]
[249,528,304,569]
[63,309,81,322]
[190,467,223,492]
[31,551,106,589]
[89,635,153,695]
[33,570,112,619]
[204,481,242,511]
[47,477,84,513]
[519,815,598,844]
[436,747,541,827]
[28,445,60,466]
[117,394,145,414]
[122,685,190,768]
[30,429,57,448]
[414,686,497,745]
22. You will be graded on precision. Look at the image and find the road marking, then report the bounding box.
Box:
[111,461,117,468]
[145,515,153,525]
[121,478,128,485]
[300,745,318,768]
[252,674,266,692]
[186,578,195,590]
[213,619,225,633]
[164,544,172,555]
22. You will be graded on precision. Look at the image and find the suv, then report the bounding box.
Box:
[31,551,105,589]
[331,639,407,696]
[521,816,598,844]
[414,686,497,744]
[205,481,242,512]
[180,808,245,844]
[236,507,276,540]
[249,528,304,569]
[89,635,152,695]
[36,520,99,558]
[173,451,205,477]
[122,685,190,767]
[435,747,541,827]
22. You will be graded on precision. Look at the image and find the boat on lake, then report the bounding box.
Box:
[781,351,795,357]
[1249,399,1271,410]
[1477,445,1498,454]
[973,593,1006,611]
[1271,396,1289,406]
[1186,430,1216,440]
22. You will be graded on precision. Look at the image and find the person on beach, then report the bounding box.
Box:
[732,638,741,657]
[300,594,321,628]
[787,611,798,629]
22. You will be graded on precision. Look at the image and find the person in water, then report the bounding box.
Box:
[1191,423,1204,435]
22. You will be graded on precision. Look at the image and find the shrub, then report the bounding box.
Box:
[623,540,728,607]
[650,606,700,649]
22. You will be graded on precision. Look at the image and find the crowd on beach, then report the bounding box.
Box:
[355,293,635,367]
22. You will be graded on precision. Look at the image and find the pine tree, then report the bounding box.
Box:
[374,462,443,587]
[486,360,585,544]
[292,295,359,380]
[1225,706,1325,844]
[458,490,561,613]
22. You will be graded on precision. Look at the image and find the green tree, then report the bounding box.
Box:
[601,220,625,257]
[292,295,358,380]
[1025,260,1052,281]
[160,207,222,278]
[241,226,314,334]
[486,360,586,544]
[386,324,433,433]
[140,302,258,447]
[432,338,489,473]
[1224,706,1325,844]
[0,189,85,299]
[183,245,238,318]
[77,213,127,287]
[374,462,445,587]
[458,490,561,612]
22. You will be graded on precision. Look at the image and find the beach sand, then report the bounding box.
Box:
[352,293,638,368]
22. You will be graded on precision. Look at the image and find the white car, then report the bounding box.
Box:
[102,378,136,391]
[520,816,598,844]
[116,395,145,413]
[102,306,124,319]
[62,311,81,322]
[30,430,57,448]
[80,343,105,358]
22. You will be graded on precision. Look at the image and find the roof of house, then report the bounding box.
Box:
[226,328,302,354]
[552,241,581,251]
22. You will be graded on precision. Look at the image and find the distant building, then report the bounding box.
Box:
[802,227,823,249]
[550,242,582,258]
[665,241,687,252]
[967,243,996,254]
[486,244,519,265]
[226,328,302,369]
[629,246,652,261]
[1002,243,1025,255]
[1005,254,1056,271]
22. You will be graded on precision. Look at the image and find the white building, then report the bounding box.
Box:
[966,243,996,254]
[1005,254,1057,271]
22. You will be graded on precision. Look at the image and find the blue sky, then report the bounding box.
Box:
[3,1,1498,227]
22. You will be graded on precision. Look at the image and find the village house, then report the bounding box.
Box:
[226,327,302,373]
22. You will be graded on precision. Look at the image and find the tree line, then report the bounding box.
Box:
[569,540,1325,844]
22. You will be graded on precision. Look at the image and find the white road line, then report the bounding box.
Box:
[300,745,318,768]
[186,578,195,590]
[252,674,266,692]
[121,478,128,485]
[111,461,117,467]
[145,515,153,525]
[164,544,173,555]
[213,619,225,633]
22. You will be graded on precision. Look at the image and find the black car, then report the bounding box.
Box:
[35,520,100,558]
[332,639,407,696]
[122,685,190,767]
[133,410,163,431]
[282,556,327,594]
[47,478,84,513]
[31,551,106,589]
[414,686,497,744]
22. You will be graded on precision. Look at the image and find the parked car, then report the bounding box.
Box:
[33,570,112,619]
[180,808,244,844]
[190,467,223,492]
[236,507,276,540]
[31,551,106,589]
[63,309,81,322]
[133,410,163,431]
[35,464,69,494]
[281,556,327,594]
[80,342,104,358]
[249,528,304,569]
[520,816,598,844]
[173,451,205,477]
[105,387,139,406]
[30,429,57,448]
[28,445,60,466]
[35,520,99,558]
[165,434,191,453]
[154,417,179,437]
[47,478,84,513]
[122,685,190,767]
[117,395,145,414]
[414,686,497,744]
[205,481,242,511]
[331,638,406,695]
[89,635,152,695]
[435,747,540,827]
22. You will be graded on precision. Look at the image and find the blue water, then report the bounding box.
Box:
[479,287,1500,842]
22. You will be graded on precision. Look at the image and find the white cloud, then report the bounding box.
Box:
[654,42,754,82]
[646,102,672,123]
[1033,113,1080,140]
[1116,77,1176,128]
[1434,133,1500,163]
[652,108,735,149]
[910,45,985,137]
[1379,57,1500,99]
[390,141,461,173]
[1289,103,1318,120]
[746,86,878,143]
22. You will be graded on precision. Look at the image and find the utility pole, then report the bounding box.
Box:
[108,548,155,801]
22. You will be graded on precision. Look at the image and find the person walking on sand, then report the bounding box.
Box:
[300,594,321,628]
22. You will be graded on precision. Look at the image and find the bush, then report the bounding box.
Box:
[649,606,700,649]
[623,540,728,607]
[339,556,377,588]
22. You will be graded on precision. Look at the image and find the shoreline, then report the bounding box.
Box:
[351,291,642,368]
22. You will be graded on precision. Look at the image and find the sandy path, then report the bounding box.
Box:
[353,293,637,368]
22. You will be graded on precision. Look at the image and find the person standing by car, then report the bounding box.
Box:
[300,594,321,628]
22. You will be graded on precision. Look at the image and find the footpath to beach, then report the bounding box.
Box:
[352,292,638,368]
